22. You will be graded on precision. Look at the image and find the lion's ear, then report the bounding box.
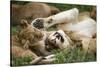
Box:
[20,19,29,28]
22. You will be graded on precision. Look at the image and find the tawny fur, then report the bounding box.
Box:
[82,38,96,54]
[45,30,73,51]
[11,19,50,60]
[11,2,60,26]
[90,6,96,21]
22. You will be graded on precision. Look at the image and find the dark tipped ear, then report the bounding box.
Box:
[20,19,29,28]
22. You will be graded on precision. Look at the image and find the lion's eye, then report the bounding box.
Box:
[56,35,60,39]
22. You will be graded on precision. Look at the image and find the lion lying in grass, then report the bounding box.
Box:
[11,19,54,65]
[31,8,96,54]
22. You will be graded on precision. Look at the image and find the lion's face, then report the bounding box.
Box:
[45,30,65,50]
[18,19,44,45]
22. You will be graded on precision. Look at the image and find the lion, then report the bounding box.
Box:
[11,2,60,26]
[11,19,51,58]
[57,11,96,54]
[31,8,96,54]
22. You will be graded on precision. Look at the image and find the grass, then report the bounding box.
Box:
[47,3,94,12]
[11,26,19,35]
[11,46,96,66]
[11,55,33,66]
[53,47,96,64]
